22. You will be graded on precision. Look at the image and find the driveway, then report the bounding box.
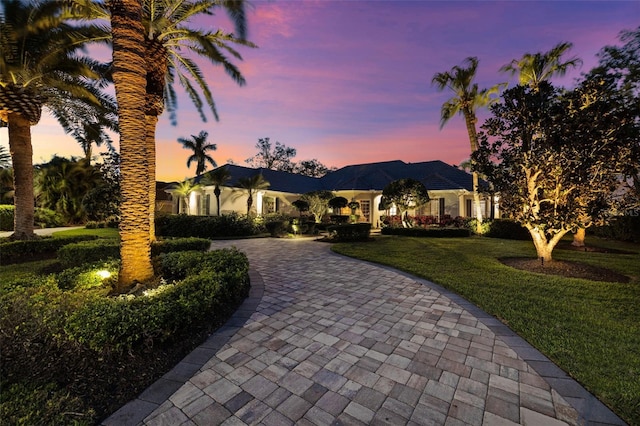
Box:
[105,238,623,426]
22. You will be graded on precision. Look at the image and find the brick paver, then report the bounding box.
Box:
[104,238,625,425]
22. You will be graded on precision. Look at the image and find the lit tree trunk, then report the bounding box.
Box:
[146,114,158,242]
[528,227,570,263]
[571,228,586,247]
[247,192,252,215]
[110,0,153,290]
[7,112,36,240]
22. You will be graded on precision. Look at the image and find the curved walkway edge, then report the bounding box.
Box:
[103,239,625,426]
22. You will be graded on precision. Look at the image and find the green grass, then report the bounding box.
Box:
[52,227,119,239]
[332,235,640,425]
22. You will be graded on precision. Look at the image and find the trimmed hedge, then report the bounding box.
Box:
[484,219,530,240]
[155,213,260,238]
[381,227,470,238]
[64,248,249,352]
[0,235,98,264]
[327,223,371,242]
[58,237,211,268]
[591,215,640,243]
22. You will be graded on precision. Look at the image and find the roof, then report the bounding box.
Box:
[194,160,475,194]
[320,160,474,192]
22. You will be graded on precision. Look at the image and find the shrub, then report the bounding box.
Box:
[484,219,530,240]
[0,235,98,265]
[464,218,491,235]
[0,206,64,231]
[0,205,13,231]
[65,248,249,352]
[158,248,248,281]
[155,213,259,238]
[58,237,212,268]
[381,227,470,238]
[327,223,371,242]
[265,220,289,237]
[34,208,64,229]
[57,239,120,268]
[591,215,640,243]
[329,215,350,224]
[55,260,119,291]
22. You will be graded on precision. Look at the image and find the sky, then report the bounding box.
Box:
[1,0,638,182]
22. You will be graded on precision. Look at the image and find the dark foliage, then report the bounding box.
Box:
[381,227,470,238]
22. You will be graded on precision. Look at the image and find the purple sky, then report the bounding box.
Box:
[2,0,638,181]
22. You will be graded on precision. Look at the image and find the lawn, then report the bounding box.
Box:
[332,235,640,425]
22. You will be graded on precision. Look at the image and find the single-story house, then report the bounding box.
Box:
[168,160,498,227]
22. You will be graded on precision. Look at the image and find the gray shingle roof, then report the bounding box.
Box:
[197,160,475,194]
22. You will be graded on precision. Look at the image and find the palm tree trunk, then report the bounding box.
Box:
[146,114,158,242]
[463,109,483,234]
[7,112,36,240]
[214,187,221,216]
[110,0,153,290]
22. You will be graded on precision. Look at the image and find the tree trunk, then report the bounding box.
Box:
[146,114,158,242]
[214,186,221,216]
[462,108,484,234]
[528,228,570,263]
[7,112,37,240]
[110,0,153,290]
[571,228,586,247]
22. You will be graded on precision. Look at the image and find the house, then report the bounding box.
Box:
[169,160,498,227]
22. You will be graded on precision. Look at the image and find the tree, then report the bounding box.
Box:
[0,0,113,240]
[474,81,638,262]
[140,0,254,242]
[35,156,103,223]
[201,166,231,216]
[0,146,11,169]
[245,137,296,172]
[301,190,334,222]
[110,0,154,289]
[237,174,270,215]
[173,179,201,215]
[178,131,218,176]
[83,150,121,221]
[294,159,334,177]
[501,42,582,91]
[432,57,503,233]
[329,196,348,214]
[379,179,430,227]
[292,199,310,217]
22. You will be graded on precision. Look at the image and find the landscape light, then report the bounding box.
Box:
[96,270,111,279]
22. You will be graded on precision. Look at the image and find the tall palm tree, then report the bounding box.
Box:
[141,0,254,241]
[109,0,154,289]
[237,173,270,216]
[432,57,503,233]
[202,166,231,216]
[0,0,113,240]
[501,42,582,91]
[178,130,217,175]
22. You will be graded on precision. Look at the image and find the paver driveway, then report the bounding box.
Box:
[105,238,624,426]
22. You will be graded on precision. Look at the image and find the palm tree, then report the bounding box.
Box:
[202,166,231,216]
[141,0,254,242]
[172,179,202,215]
[109,0,154,289]
[0,146,11,169]
[237,174,270,216]
[178,131,218,175]
[0,0,112,240]
[432,57,503,233]
[500,42,582,91]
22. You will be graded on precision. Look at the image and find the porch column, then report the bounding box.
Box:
[458,193,465,218]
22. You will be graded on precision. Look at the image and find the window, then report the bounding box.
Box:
[466,199,472,217]
[205,194,211,215]
[439,198,445,218]
[359,200,371,222]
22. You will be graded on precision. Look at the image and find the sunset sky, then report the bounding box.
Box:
[1,0,638,182]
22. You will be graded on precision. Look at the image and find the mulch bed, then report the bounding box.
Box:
[500,257,631,283]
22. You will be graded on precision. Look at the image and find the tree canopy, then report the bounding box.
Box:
[379,178,430,225]
[473,79,639,261]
